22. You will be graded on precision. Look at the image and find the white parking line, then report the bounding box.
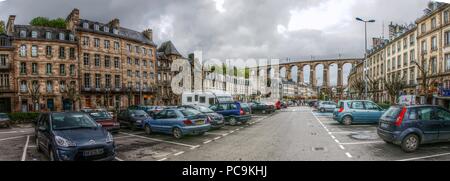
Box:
[340,141,385,145]
[157,158,167,161]
[339,145,345,150]
[21,136,30,161]
[120,132,197,148]
[0,130,29,134]
[222,133,229,137]
[0,136,26,142]
[203,140,212,144]
[174,151,185,156]
[345,152,353,158]
[205,132,224,136]
[114,135,135,139]
[397,152,450,161]
[190,145,200,150]
[115,157,124,161]
[229,131,235,133]
[214,136,221,140]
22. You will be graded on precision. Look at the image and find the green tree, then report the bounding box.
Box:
[30,17,66,29]
[48,18,66,29]
[384,75,406,104]
[0,20,5,34]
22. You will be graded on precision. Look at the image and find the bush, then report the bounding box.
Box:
[7,112,40,124]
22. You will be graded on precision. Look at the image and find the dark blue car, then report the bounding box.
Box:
[35,112,116,161]
[209,102,252,126]
[377,105,450,152]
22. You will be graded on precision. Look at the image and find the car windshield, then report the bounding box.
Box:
[0,114,8,119]
[198,106,214,113]
[180,109,202,117]
[131,110,149,118]
[89,111,112,120]
[382,107,402,119]
[51,113,98,130]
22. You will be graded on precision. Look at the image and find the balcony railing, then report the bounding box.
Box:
[0,86,13,93]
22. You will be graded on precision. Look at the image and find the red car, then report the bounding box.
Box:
[275,101,282,110]
[87,110,120,133]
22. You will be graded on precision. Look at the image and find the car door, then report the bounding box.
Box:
[160,110,180,133]
[435,107,450,141]
[349,101,365,122]
[416,107,440,142]
[364,102,383,122]
[38,114,51,155]
[150,110,166,132]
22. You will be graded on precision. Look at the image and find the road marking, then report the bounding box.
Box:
[0,136,26,142]
[120,132,197,148]
[331,135,336,139]
[235,128,240,131]
[229,131,235,133]
[334,139,340,144]
[157,158,167,161]
[340,141,385,145]
[21,136,30,161]
[115,157,124,161]
[114,135,135,139]
[205,132,224,136]
[174,151,185,156]
[214,136,221,140]
[339,145,345,150]
[329,131,358,134]
[0,130,29,134]
[240,127,244,129]
[345,152,353,158]
[222,133,229,137]
[203,140,212,144]
[397,152,450,161]
[190,145,200,150]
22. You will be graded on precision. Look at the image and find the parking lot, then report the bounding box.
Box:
[2,107,450,161]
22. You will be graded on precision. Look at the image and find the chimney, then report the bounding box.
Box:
[66,8,80,31]
[6,15,16,36]
[108,18,120,29]
[143,29,153,41]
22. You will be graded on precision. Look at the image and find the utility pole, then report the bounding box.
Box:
[356,17,375,100]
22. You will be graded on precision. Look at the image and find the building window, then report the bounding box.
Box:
[403,53,408,66]
[59,33,65,40]
[31,45,38,57]
[94,38,100,48]
[31,63,38,74]
[60,64,65,75]
[94,24,99,31]
[59,47,65,59]
[103,26,109,33]
[410,50,415,63]
[105,74,111,88]
[143,60,147,66]
[115,75,121,89]
[46,46,52,56]
[421,40,427,54]
[142,48,146,55]
[143,71,148,79]
[84,73,91,88]
[127,57,131,65]
[431,57,437,74]
[104,40,110,49]
[20,62,26,74]
[47,81,53,93]
[136,71,140,78]
[410,34,415,46]
[69,34,75,41]
[20,30,27,38]
[135,46,139,54]
[135,59,139,65]
[445,10,450,24]
[127,44,131,52]
[94,54,100,67]
[113,28,119,34]
[114,57,120,69]
[397,56,401,69]
[70,64,75,75]
[149,49,153,57]
[20,80,27,92]
[403,38,408,49]
[397,42,401,52]
[59,81,65,92]
[83,22,89,29]
[95,74,101,89]
[114,41,120,50]
[19,45,27,57]
[84,53,90,66]
[69,48,75,59]
[0,55,6,66]
[82,36,90,46]
[446,54,450,72]
[431,17,437,29]
[445,31,450,47]
[31,31,38,38]
[105,56,111,68]
[431,36,437,51]
[46,63,52,75]
[421,23,426,33]
[127,70,132,77]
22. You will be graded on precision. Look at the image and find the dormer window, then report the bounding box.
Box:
[20,30,27,38]
[45,32,52,39]
[103,26,109,33]
[59,33,65,40]
[94,24,99,31]
[113,28,119,34]
[69,34,75,41]
[83,22,89,29]
[31,31,38,38]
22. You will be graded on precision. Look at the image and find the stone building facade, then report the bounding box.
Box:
[156,41,182,106]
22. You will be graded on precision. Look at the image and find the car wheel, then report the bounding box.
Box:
[401,134,419,153]
[229,118,237,126]
[35,137,42,153]
[343,116,353,125]
[144,125,152,135]
[173,128,183,139]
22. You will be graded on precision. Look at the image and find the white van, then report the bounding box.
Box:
[182,91,234,107]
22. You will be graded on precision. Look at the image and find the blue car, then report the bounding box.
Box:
[333,100,386,125]
[35,112,116,161]
[378,105,450,152]
[209,102,252,126]
[142,108,211,139]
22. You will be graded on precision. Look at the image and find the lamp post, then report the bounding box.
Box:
[356,17,375,100]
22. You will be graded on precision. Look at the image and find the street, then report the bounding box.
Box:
[2,106,450,161]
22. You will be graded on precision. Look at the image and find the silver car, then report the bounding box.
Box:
[317,101,337,113]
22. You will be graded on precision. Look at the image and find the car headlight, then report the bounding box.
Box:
[55,136,76,147]
[106,132,114,143]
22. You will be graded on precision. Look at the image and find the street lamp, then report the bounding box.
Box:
[356,17,375,100]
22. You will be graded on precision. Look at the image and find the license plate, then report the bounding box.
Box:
[83,149,104,157]
[195,120,204,125]
[380,123,389,129]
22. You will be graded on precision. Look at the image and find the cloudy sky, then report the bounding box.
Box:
[0,0,435,85]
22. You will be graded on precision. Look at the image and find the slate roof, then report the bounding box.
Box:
[157,41,181,56]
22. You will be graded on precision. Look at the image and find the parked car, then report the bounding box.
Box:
[209,102,252,126]
[308,101,317,107]
[178,105,225,129]
[117,110,150,130]
[142,108,211,139]
[333,100,386,125]
[250,102,275,114]
[378,105,450,152]
[317,101,337,113]
[34,112,115,161]
[275,100,282,110]
[0,113,11,128]
[281,101,288,109]
[86,111,120,134]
